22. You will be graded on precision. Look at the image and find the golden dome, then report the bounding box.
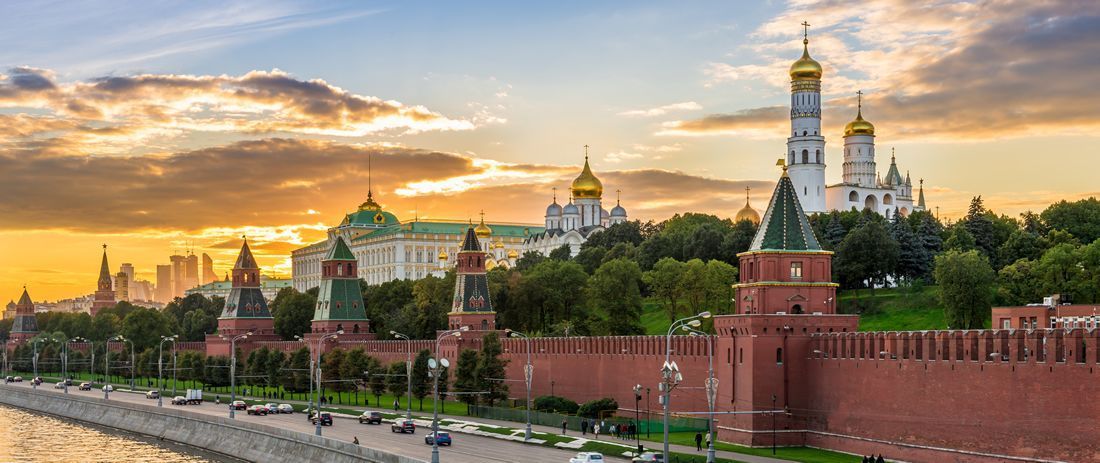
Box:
[493,241,504,249]
[735,187,760,225]
[507,249,518,259]
[571,156,603,200]
[474,213,492,238]
[843,109,875,137]
[437,250,448,261]
[485,259,496,270]
[789,39,822,81]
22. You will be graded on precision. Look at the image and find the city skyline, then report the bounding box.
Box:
[3,0,1100,300]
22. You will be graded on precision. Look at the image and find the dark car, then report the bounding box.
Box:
[359,411,383,424]
[310,412,333,426]
[391,419,415,433]
[632,453,664,462]
[424,431,451,446]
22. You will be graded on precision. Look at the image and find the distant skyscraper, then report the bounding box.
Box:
[91,244,116,316]
[156,265,172,302]
[202,253,217,285]
[185,253,199,290]
[170,254,187,299]
[115,271,129,302]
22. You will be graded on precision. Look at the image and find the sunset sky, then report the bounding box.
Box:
[2,0,1098,301]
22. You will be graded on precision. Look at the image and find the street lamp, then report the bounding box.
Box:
[312,330,342,436]
[662,311,711,463]
[632,384,643,456]
[683,326,717,463]
[62,337,87,395]
[390,330,414,421]
[431,327,467,463]
[505,329,533,442]
[220,332,252,419]
[32,336,57,389]
[158,335,179,407]
[109,335,135,391]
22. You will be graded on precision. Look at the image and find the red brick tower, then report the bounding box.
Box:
[91,244,116,316]
[206,239,279,354]
[9,286,38,345]
[713,163,857,446]
[447,226,496,332]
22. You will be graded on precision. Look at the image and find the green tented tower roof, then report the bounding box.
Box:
[325,236,355,260]
[749,170,823,251]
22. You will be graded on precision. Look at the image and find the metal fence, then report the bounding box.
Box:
[470,405,709,434]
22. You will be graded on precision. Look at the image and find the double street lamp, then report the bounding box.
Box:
[682,325,718,463]
[108,335,135,391]
[221,332,252,419]
[62,337,87,394]
[389,330,414,421]
[312,330,342,436]
[505,329,533,442]
[430,327,467,463]
[661,311,711,463]
[32,336,58,389]
[158,335,179,407]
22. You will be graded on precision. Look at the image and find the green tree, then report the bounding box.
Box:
[1035,243,1084,301]
[476,332,509,406]
[586,258,644,335]
[411,349,431,410]
[644,257,685,322]
[834,221,899,292]
[934,250,995,329]
[582,220,646,250]
[271,288,316,340]
[964,196,996,257]
[997,259,1043,306]
[703,260,738,314]
[453,348,480,414]
[1041,197,1100,244]
[267,350,286,389]
[120,308,174,351]
[548,244,573,261]
[320,348,346,394]
[822,211,847,250]
[181,309,216,342]
[514,251,547,273]
[286,348,310,392]
[385,360,406,408]
[573,247,608,274]
[340,348,369,397]
[944,224,977,253]
[889,210,929,283]
[245,347,270,387]
[367,357,388,407]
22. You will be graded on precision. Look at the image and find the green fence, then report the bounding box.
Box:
[470,405,709,434]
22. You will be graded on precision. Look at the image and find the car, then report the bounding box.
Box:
[424,431,452,446]
[569,452,605,463]
[310,412,333,426]
[632,453,664,462]
[247,405,268,416]
[391,419,415,434]
[63,378,73,386]
[171,396,187,405]
[78,382,92,391]
[102,385,113,392]
[4,376,13,383]
[358,411,382,424]
[230,400,247,410]
[12,376,23,382]
[146,390,160,399]
[54,381,65,389]
[31,377,42,385]
[264,403,279,413]
[277,404,294,414]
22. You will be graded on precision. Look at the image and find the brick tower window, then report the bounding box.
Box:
[790,262,803,280]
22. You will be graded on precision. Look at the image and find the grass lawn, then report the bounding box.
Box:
[840,285,950,331]
[641,300,673,336]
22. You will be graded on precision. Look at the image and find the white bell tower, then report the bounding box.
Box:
[786,21,826,214]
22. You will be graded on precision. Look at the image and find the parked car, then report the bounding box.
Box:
[570,452,605,463]
[310,412,333,426]
[12,376,23,382]
[277,404,294,414]
[358,411,382,424]
[632,453,664,462]
[102,385,113,392]
[424,431,452,446]
[264,403,279,413]
[146,390,160,399]
[171,396,187,405]
[230,400,247,410]
[247,405,268,416]
[391,419,415,433]
[53,381,64,389]
[78,382,92,391]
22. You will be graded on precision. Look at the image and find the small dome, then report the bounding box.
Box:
[735,204,760,225]
[494,241,504,249]
[474,220,492,239]
[611,204,627,217]
[507,249,518,259]
[843,110,875,137]
[437,250,448,261]
[546,202,562,217]
[571,157,603,199]
[789,39,822,81]
[563,202,579,215]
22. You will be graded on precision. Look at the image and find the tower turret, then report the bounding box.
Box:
[842,90,877,188]
[311,236,370,336]
[10,286,38,344]
[448,226,496,332]
[786,23,827,213]
[216,238,275,336]
[91,244,116,316]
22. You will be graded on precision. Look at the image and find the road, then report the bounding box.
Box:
[1,381,603,463]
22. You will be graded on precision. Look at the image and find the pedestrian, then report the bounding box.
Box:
[581,419,588,435]
[594,423,600,439]
[609,423,616,438]
[394,398,400,411]
[876,455,885,463]
[328,395,333,405]
[561,419,568,434]
[353,436,359,445]
[695,432,703,451]
[862,456,870,463]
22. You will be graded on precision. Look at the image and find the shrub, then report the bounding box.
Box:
[577,397,618,419]
[533,395,579,414]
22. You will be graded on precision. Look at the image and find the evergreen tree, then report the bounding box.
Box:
[823,211,847,250]
[384,361,405,407]
[834,221,899,292]
[964,196,997,257]
[453,349,480,414]
[411,349,431,410]
[889,209,929,283]
[476,332,509,406]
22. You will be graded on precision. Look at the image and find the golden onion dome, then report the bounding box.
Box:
[736,204,760,225]
[437,250,448,261]
[571,156,603,199]
[789,39,822,81]
[507,249,518,259]
[843,109,875,137]
[474,216,492,239]
[494,241,504,249]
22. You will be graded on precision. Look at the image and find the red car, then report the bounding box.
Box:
[230,400,247,410]
[246,405,268,416]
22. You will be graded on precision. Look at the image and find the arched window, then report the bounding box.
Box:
[776,347,784,364]
[337,264,343,276]
[353,324,360,333]
[883,194,893,205]
[792,304,803,314]
[481,319,489,330]
[849,191,858,202]
[789,151,795,165]
[802,130,807,136]
[336,323,343,332]
[802,149,809,164]
[815,149,821,163]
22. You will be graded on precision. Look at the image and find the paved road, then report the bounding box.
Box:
[1,381,601,463]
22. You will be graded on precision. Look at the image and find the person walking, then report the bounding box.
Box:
[581,419,588,435]
[393,398,400,411]
[353,437,359,445]
[609,423,617,439]
[561,419,568,435]
[594,422,600,439]
[876,456,885,463]
[695,432,703,451]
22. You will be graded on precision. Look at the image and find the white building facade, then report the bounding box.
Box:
[524,153,628,257]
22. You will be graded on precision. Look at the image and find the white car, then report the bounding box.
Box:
[570,452,604,463]
[54,382,65,389]
[102,385,114,392]
[277,404,294,414]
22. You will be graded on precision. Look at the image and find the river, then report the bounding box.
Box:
[0,404,230,462]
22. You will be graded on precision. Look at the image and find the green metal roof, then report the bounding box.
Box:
[343,209,400,227]
[749,172,822,251]
[313,278,368,321]
[325,236,356,260]
[187,278,291,292]
[351,220,542,242]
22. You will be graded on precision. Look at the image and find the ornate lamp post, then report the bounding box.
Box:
[221,332,251,419]
[390,330,414,421]
[430,327,466,463]
[505,329,533,441]
[662,311,711,463]
[158,335,178,407]
[313,330,342,436]
[683,326,718,463]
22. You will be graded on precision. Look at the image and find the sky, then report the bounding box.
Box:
[2,0,1099,301]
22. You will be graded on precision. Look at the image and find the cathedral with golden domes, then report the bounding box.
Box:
[784,27,927,218]
[523,147,628,256]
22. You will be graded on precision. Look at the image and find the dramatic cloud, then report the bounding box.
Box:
[0,68,478,155]
[659,106,788,138]
[678,0,1100,140]
[617,101,702,118]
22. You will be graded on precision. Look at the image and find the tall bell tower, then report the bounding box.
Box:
[786,22,827,214]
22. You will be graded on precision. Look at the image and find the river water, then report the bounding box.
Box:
[0,405,227,462]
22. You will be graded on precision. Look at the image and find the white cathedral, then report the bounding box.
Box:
[784,31,927,217]
[523,149,628,256]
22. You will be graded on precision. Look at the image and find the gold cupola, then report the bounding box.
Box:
[843,92,875,137]
[789,38,822,82]
[570,147,603,200]
[735,186,760,225]
[437,249,448,261]
[474,211,492,238]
